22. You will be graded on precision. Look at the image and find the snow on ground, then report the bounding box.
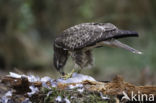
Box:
[100,92,110,100]
[55,96,71,103]
[2,72,97,103]
[55,96,62,102]
[77,88,84,93]
[8,72,23,78]
[8,72,40,82]
[41,76,53,82]
[68,84,83,89]
[64,97,71,103]
[1,91,12,103]
[7,72,96,95]
[8,72,96,85]
[27,86,39,97]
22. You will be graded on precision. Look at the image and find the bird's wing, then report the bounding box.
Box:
[54,23,138,50]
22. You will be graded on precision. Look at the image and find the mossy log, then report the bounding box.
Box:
[0,74,156,103]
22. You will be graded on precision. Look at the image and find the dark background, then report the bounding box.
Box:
[0,0,156,85]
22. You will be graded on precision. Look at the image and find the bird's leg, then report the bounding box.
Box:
[61,65,77,79]
[61,69,75,79]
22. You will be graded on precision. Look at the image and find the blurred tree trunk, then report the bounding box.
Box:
[0,0,22,69]
[31,0,54,41]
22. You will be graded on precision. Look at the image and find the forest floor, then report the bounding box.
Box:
[0,72,156,103]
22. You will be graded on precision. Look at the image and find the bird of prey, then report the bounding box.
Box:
[53,23,142,76]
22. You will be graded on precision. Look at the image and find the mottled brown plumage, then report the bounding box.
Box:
[53,23,141,75]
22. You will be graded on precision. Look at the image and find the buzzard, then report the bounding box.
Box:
[53,23,142,76]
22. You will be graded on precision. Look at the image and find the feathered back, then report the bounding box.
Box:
[55,23,138,50]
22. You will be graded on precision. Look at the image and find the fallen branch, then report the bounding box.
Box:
[0,73,156,103]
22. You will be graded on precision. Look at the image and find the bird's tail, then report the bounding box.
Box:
[102,40,142,54]
[107,40,142,54]
[113,30,139,39]
[106,29,142,54]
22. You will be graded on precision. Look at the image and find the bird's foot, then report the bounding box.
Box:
[61,69,75,80]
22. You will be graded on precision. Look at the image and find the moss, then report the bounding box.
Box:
[29,87,116,103]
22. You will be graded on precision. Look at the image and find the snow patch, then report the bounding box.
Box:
[6,72,99,102]
[55,96,62,102]
[77,88,84,93]
[8,72,40,82]
[27,86,39,97]
[41,76,53,82]
[51,81,57,87]
[100,92,110,100]
[8,72,26,78]
[42,82,50,89]
[41,76,54,89]
[64,97,71,103]
[22,98,32,103]
[1,91,12,103]
[5,91,12,97]
[68,84,83,89]
[27,75,40,82]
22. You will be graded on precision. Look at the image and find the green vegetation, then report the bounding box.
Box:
[30,87,115,103]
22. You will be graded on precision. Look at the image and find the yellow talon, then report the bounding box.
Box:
[61,69,75,79]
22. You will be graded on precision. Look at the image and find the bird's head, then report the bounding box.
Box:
[53,44,68,75]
